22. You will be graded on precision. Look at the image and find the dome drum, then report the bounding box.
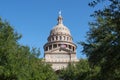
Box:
[44,41,76,53]
[47,34,73,42]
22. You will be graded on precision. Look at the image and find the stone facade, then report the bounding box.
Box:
[44,13,78,71]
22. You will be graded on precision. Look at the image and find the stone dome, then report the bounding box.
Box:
[50,14,71,36]
[50,24,71,36]
[44,11,78,71]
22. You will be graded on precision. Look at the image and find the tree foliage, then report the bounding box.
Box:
[59,63,76,80]
[75,59,100,80]
[59,59,100,80]
[81,0,120,79]
[0,18,58,80]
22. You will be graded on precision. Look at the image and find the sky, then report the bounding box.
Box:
[0,0,106,58]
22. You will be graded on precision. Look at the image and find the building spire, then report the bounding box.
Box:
[57,10,63,24]
[59,10,62,16]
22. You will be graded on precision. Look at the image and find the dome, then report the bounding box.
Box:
[50,13,71,36]
[50,24,71,36]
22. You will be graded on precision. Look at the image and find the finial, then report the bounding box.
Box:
[57,10,63,24]
[59,10,62,16]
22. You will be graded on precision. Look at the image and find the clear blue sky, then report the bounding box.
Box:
[0,0,105,58]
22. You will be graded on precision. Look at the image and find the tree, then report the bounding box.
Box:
[75,59,100,80]
[0,17,58,80]
[59,63,76,80]
[0,18,22,79]
[81,0,120,79]
[59,59,100,80]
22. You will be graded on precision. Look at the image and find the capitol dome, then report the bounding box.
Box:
[50,24,71,36]
[47,12,74,43]
[44,12,78,71]
[50,15,71,36]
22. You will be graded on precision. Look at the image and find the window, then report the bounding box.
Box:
[56,36,58,40]
[60,36,62,40]
[73,47,75,51]
[53,44,57,48]
[45,47,48,51]
[58,44,61,47]
[69,45,71,49]
[49,45,52,50]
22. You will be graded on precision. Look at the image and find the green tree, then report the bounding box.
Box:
[59,59,100,80]
[0,18,21,79]
[0,18,58,80]
[75,59,100,80]
[81,0,120,79]
[59,63,76,80]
